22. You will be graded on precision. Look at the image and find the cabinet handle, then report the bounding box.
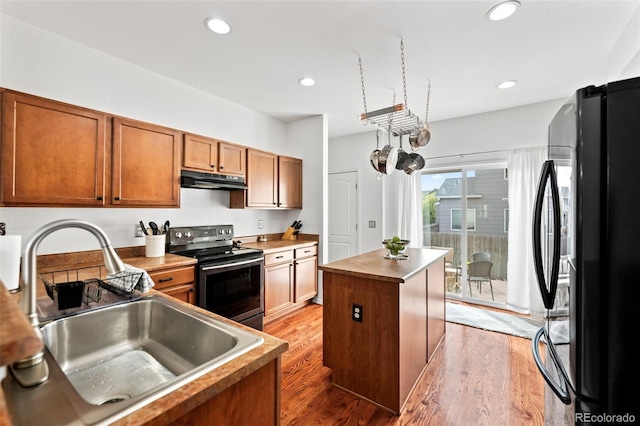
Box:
[97,196,103,201]
[275,255,284,259]
[220,166,224,170]
[115,197,120,201]
[159,277,174,283]
[211,164,215,168]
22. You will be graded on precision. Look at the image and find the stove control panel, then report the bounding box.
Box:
[167,225,234,246]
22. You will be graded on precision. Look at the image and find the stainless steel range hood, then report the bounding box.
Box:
[180,170,247,191]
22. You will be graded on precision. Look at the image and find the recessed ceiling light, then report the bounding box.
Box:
[298,77,316,87]
[497,80,518,89]
[487,1,520,21]
[205,17,231,35]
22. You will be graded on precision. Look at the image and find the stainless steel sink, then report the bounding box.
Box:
[3,294,264,425]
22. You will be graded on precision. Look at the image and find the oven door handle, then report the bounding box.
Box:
[200,257,264,271]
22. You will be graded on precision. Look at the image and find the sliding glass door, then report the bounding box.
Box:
[421,165,509,307]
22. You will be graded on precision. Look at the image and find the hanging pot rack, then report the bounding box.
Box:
[360,103,420,137]
[358,38,429,137]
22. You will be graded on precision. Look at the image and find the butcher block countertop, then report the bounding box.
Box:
[319,247,448,283]
[0,250,287,426]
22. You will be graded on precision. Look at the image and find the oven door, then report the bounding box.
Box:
[197,257,264,329]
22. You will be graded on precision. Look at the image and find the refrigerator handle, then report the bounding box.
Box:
[532,327,572,404]
[532,160,562,309]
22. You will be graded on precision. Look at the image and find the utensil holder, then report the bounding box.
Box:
[145,234,166,257]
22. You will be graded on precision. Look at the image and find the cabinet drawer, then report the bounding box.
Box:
[265,250,294,266]
[148,266,195,290]
[295,245,317,259]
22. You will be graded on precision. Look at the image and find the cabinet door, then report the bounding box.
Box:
[112,117,180,207]
[1,92,106,206]
[294,256,317,303]
[183,133,217,172]
[161,284,196,305]
[246,149,278,207]
[265,261,293,317]
[218,142,246,177]
[278,156,302,208]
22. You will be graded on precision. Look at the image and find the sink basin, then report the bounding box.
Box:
[2,294,264,425]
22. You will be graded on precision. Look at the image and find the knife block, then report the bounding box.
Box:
[281,226,297,240]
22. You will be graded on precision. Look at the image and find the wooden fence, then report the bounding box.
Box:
[426,232,508,280]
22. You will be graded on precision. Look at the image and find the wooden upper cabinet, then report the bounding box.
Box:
[1,91,107,206]
[278,156,302,209]
[183,133,217,172]
[218,141,245,176]
[230,149,303,209]
[246,149,278,207]
[183,133,245,177]
[112,117,180,207]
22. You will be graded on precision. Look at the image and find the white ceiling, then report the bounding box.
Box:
[1,0,638,139]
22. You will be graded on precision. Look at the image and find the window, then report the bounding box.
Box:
[451,208,476,231]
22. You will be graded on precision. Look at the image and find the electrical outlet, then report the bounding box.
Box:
[368,220,376,228]
[135,223,144,238]
[352,304,363,322]
[258,220,264,229]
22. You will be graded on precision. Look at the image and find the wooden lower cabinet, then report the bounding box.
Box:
[264,251,294,318]
[147,265,196,305]
[171,358,281,426]
[264,245,318,323]
[294,246,318,303]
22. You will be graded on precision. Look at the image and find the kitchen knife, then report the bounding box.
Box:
[139,220,149,235]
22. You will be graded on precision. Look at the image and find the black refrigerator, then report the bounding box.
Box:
[532,76,640,424]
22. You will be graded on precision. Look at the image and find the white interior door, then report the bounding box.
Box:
[328,171,358,262]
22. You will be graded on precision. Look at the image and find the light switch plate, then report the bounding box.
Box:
[368,220,376,228]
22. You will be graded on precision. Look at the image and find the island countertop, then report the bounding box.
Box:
[318,247,448,283]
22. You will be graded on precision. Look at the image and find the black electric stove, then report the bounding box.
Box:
[166,225,265,330]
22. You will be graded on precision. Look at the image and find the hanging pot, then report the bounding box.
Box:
[409,124,431,150]
[395,134,411,171]
[370,130,382,172]
[376,130,397,175]
[404,152,425,175]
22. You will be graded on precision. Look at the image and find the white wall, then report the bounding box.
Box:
[608,3,640,82]
[0,15,325,255]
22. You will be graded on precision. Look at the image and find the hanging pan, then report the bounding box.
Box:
[395,134,411,171]
[376,129,397,175]
[409,81,432,151]
[404,152,425,175]
[370,130,382,172]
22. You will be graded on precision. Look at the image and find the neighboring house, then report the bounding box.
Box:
[432,169,509,237]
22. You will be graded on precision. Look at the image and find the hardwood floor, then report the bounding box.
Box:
[264,303,545,426]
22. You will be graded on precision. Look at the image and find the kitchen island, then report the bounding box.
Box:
[319,247,447,414]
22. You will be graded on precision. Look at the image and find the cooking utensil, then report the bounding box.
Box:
[370,130,382,172]
[377,128,398,175]
[409,81,432,151]
[404,152,426,175]
[139,221,149,236]
[163,220,170,234]
[148,221,159,235]
[395,134,410,171]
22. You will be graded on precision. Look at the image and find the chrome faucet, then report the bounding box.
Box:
[10,219,125,387]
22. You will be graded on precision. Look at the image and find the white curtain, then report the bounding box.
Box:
[506,147,546,317]
[382,171,424,248]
